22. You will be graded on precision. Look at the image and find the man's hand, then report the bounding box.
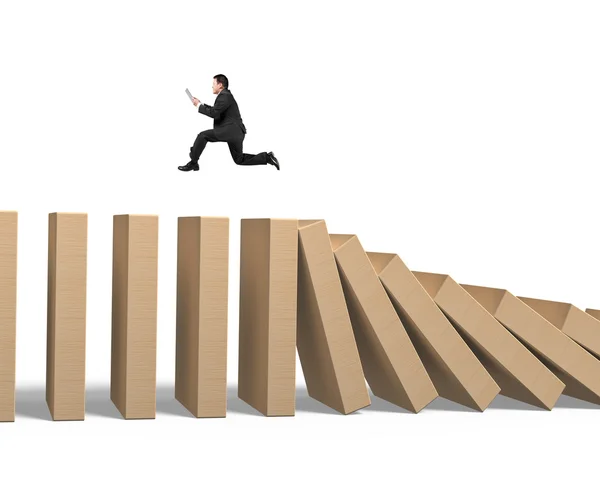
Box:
[192,97,200,107]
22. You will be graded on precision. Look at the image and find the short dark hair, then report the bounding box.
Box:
[213,74,228,89]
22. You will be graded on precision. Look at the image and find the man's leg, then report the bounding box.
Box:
[189,129,219,164]
[227,136,274,166]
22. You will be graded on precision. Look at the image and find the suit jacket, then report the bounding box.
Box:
[198,88,247,140]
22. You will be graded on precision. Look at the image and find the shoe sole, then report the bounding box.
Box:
[268,153,280,170]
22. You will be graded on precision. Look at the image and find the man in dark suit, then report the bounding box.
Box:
[179,74,280,171]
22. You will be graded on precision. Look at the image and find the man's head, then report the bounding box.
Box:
[212,74,228,94]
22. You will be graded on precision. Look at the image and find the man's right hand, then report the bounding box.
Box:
[192,97,200,107]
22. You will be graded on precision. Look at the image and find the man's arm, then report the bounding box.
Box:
[198,93,232,120]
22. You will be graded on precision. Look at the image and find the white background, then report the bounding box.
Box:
[1,0,600,477]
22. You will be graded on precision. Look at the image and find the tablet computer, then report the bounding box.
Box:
[185,88,194,103]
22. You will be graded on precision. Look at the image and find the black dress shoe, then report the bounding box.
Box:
[178,162,199,171]
[267,151,280,170]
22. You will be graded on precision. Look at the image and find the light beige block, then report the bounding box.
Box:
[586,308,600,322]
[330,234,437,412]
[367,253,500,411]
[0,211,17,422]
[585,310,600,348]
[414,272,565,410]
[110,214,158,419]
[46,213,87,421]
[175,216,229,418]
[519,297,600,360]
[462,284,600,405]
[238,219,298,416]
[296,220,370,414]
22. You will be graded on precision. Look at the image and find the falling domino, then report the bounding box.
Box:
[518,296,600,360]
[367,253,500,411]
[584,309,600,357]
[330,234,438,412]
[296,220,371,414]
[462,284,600,405]
[413,272,565,410]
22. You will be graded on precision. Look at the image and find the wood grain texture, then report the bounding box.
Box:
[414,272,565,410]
[46,213,87,421]
[238,218,298,416]
[175,216,229,417]
[296,220,370,414]
[331,234,437,412]
[462,284,600,405]
[368,253,500,411]
[0,211,17,422]
[110,214,158,419]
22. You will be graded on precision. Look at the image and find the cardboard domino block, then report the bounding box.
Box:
[585,309,600,355]
[462,284,600,405]
[0,211,17,422]
[238,219,298,416]
[330,234,437,412]
[110,214,158,419]
[367,253,500,411]
[175,217,229,418]
[585,309,600,323]
[518,296,600,360]
[413,272,565,410]
[297,220,370,414]
[46,213,87,421]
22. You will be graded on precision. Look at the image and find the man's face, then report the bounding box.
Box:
[212,78,222,94]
